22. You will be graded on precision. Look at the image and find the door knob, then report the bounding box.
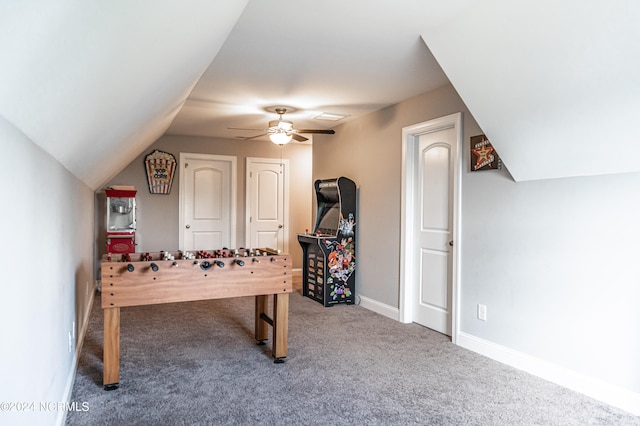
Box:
[448,241,453,246]
[186,224,191,229]
[278,224,283,228]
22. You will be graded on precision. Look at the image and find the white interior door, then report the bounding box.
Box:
[246,157,289,252]
[413,128,456,335]
[400,112,461,341]
[180,153,236,251]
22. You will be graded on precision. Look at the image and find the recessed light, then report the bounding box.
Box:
[313,112,348,121]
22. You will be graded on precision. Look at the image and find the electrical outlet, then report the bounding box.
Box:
[477,304,487,321]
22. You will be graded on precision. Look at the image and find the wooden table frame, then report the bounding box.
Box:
[101,250,292,390]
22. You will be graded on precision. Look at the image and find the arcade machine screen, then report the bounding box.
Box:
[316,203,340,236]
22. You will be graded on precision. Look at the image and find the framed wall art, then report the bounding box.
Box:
[470,134,501,171]
[144,149,176,194]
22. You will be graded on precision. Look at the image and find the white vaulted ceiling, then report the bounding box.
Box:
[0,0,249,189]
[1,0,639,188]
[421,0,640,181]
[165,1,456,140]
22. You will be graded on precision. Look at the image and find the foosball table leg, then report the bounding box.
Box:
[255,295,269,345]
[272,293,289,363]
[103,307,121,390]
[255,293,289,362]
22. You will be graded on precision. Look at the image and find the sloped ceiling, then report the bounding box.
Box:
[421,0,640,181]
[165,1,457,140]
[2,1,638,189]
[0,0,249,190]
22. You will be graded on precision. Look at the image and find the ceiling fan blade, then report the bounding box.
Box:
[291,133,308,142]
[296,129,336,134]
[236,133,267,141]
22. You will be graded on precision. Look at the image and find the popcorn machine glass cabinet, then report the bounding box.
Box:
[106,195,136,232]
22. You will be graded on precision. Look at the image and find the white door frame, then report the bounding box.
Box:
[244,157,290,253]
[399,112,462,344]
[179,152,237,251]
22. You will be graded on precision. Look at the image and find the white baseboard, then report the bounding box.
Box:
[357,294,399,321]
[457,331,640,416]
[57,289,95,426]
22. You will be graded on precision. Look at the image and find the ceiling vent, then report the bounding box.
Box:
[313,112,348,121]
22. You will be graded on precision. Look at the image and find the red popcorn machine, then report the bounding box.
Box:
[105,187,137,254]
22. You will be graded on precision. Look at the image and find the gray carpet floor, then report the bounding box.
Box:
[67,290,639,425]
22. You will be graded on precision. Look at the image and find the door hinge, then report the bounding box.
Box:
[249,172,252,178]
[185,163,188,168]
[249,216,252,222]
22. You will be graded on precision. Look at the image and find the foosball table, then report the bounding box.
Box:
[101,248,292,390]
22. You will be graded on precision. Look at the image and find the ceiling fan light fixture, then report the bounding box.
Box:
[269,132,292,145]
[269,119,293,130]
[233,107,334,144]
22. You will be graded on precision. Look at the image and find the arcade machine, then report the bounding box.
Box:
[105,187,137,254]
[298,177,356,306]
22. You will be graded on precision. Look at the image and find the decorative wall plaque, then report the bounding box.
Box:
[144,150,176,194]
[470,134,502,171]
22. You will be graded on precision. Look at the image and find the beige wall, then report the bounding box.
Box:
[314,82,640,402]
[1,115,95,425]
[313,83,481,307]
[99,135,313,269]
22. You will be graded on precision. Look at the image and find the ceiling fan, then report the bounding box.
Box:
[230,107,335,145]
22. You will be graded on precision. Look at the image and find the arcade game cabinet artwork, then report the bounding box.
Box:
[298,177,357,306]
